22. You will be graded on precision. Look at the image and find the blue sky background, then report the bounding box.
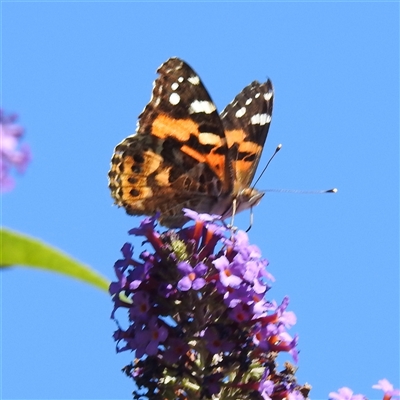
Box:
[1,2,398,400]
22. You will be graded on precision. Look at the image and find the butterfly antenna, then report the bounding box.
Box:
[243,144,281,232]
[252,144,282,190]
[265,188,338,194]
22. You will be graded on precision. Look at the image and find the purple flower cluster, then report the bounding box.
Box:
[0,110,30,192]
[329,379,400,400]
[110,210,307,400]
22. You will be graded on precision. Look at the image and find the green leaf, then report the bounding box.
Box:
[1,228,110,293]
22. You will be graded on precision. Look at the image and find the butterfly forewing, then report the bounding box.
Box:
[220,80,274,191]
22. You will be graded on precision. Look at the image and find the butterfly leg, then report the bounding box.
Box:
[245,207,254,232]
[227,198,238,231]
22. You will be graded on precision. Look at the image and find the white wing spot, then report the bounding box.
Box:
[171,82,179,90]
[255,93,261,98]
[169,92,180,105]
[245,98,253,105]
[189,100,216,114]
[235,107,246,118]
[198,132,221,145]
[188,75,200,85]
[264,91,273,101]
[178,76,184,83]
[250,113,271,126]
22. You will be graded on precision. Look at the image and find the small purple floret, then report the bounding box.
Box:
[0,110,31,192]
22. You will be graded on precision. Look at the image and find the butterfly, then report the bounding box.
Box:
[108,57,274,228]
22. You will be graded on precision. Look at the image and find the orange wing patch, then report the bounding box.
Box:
[151,113,229,191]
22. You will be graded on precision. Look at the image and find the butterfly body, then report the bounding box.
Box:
[108,57,274,227]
